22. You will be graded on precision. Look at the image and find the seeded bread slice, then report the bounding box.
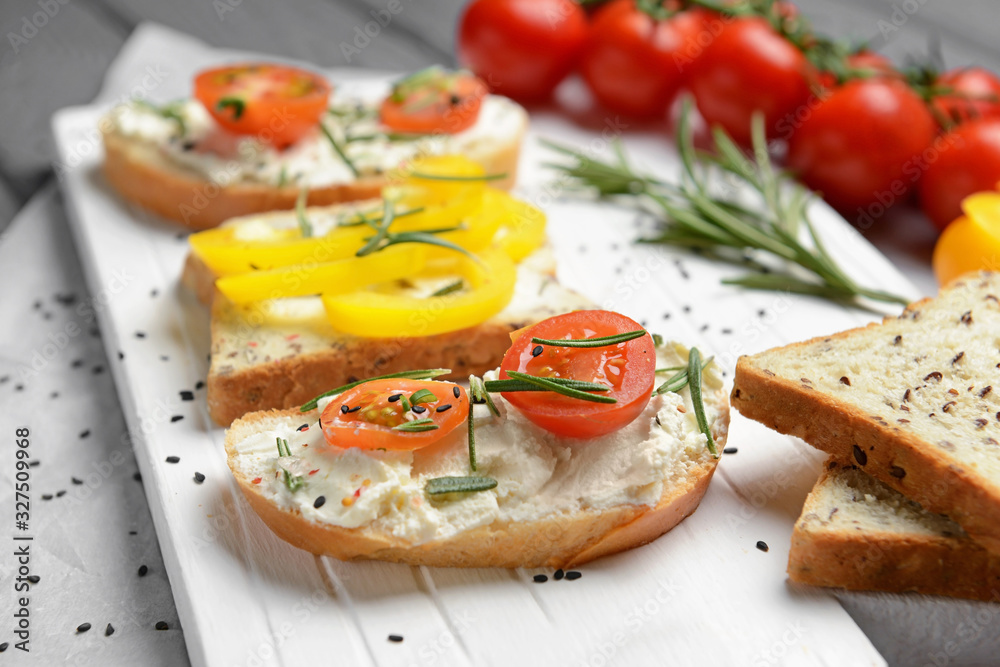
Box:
[731,271,1000,553]
[207,254,593,426]
[789,460,1000,601]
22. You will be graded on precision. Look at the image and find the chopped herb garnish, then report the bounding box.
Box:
[430,279,464,297]
[531,329,647,348]
[355,198,480,262]
[654,355,714,395]
[295,187,313,238]
[299,368,450,412]
[318,122,360,177]
[217,97,245,120]
[426,476,498,495]
[409,389,437,405]
[133,99,187,136]
[467,395,478,471]
[503,371,617,404]
[469,375,500,417]
[393,418,439,432]
[276,437,304,492]
[687,348,717,457]
[652,333,664,346]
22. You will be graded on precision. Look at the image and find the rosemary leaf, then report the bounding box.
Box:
[483,377,612,394]
[275,437,304,492]
[356,199,396,257]
[687,348,717,458]
[426,476,498,495]
[504,371,617,404]
[299,368,450,412]
[393,418,438,433]
[654,356,714,395]
[466,396,477,472]
[430,279,464,297]
[409,172,507,182]
[319,123,360,177]
[531,329,646,348]
[469,375,500,417]
[295,188,313,238]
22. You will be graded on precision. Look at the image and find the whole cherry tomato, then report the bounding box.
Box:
[579,3,710,119]
[688,16,814,145]
[787,78,937,213]
[931,67,1000,128]
[457,0,588,103]
[919,118,1000,230]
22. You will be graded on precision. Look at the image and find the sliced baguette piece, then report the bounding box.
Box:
[732,271,1000,553]
[206,250,593,426]
[789,459,1000,601]
[224,346,730,568]
[101,95,526,230]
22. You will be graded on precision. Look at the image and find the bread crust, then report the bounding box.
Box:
[788,462,1000,601]
[224,400,729,568]
[731,274,1000,554]
[101,115,523,231]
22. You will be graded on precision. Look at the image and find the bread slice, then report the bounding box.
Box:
[732,271,1000,553]
[224,347,730,568]
[206,250,593,426]
[101,95,526,230]
[789,460,1000,601]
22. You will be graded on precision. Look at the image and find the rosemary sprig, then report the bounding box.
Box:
[295,187,313,238]
[531,329,646,348]
[408,172,507,182]
[503,371,617,404]
[483,376,612,396]
[299,368,450,412]
[394,418,439,433]
[426,476,498,495]
[319,122,360,177]
[466,397,478,471]
[430,279,464,297]
[469,375,500,417]
[687,348,717,458]
[544,97,909,307]
[276,437,304,492]
[355,199,479,262]
[654,356,714,395]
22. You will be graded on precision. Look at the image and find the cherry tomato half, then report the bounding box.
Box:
[320,379,467,451]
[380,70,487,134]
[499,310,655,440]
[194,64,331,147]
[919,118,1000,231]
[457,0,588,102]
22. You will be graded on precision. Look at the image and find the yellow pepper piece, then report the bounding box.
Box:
[216,245,427,304]
[321,248,516,338]
[392,154,490,207]
[487,189,547,262]
[933,192,1000,286]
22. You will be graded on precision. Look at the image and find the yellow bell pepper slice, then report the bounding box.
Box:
[216,244,427,304]
[487,189,547,262]
[932,192,1000,286]
[321,248,516,338]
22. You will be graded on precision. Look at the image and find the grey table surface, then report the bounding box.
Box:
[2,1,1000,665]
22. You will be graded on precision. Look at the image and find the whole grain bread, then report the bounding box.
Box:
[732,271,1000,553]
[789,460,1000,602]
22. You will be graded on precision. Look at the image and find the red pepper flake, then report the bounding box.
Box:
[354,487,363,498]
[286,334,300,341]
[309,469,320,475]
[252,477,262,484]
[248,341,258,347]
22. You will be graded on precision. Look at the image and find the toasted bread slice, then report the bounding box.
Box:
[789,460,1000,602]
[206,250,593,426]
[732,271,1000,553]
[101,95,526,230]
[224,346,730,568]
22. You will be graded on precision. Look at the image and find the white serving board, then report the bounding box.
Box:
[49,22,918,667]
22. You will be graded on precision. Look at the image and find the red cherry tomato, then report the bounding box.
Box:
[380,70,487,134]
[919,119,1000,231]
[320,379,467,451]
[193,64,330,147]
[787,78,937,213]
[688,16,814,145]
[499,310,655,440]
[816,51,899,90]
[457,0,588,103]
[579,3,710,119]
[931,67,1000,128]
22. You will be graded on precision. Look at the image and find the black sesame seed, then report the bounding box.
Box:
[50,391,59,398]
[72,477,82,485]
[756,540,769,553]
[388,634,404,643]
[26,575,39,583]
[565,571,582,580]
[180,390,194,401]
[412,405,427,414]
[129,530,137,535]
[346,405,361,413]
[105,623,115,637]
[723,447,738,454]
[852,444,868,466]
[42,494,53,500]
[436,404,452,413]
[194,472,205,484]
[314,496,327,509]
[133,471,142,482]
[296,423,309,431]
[138,565,148,577]
[72,359,84,368]
[77,623,92,633]
[683,305,691,313]
[170,415,183,423]
[155,621,168,631]
[195,381,205,390]
[453,386,461,399]
[14,384,23,391]
[118,351,124,360]
[165,456,180,464]
[57,490,66,497]
[533,574,548,583]
[28,460,40,468]
[553,568,565,580]
[340,404,350,414]
[388,394,403,402]
[135,331,146,339]
[79,429,90,439]
[532,345,543,357]
[890,466,906,479]
[0,642,7,651]
[92,365,104,375]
